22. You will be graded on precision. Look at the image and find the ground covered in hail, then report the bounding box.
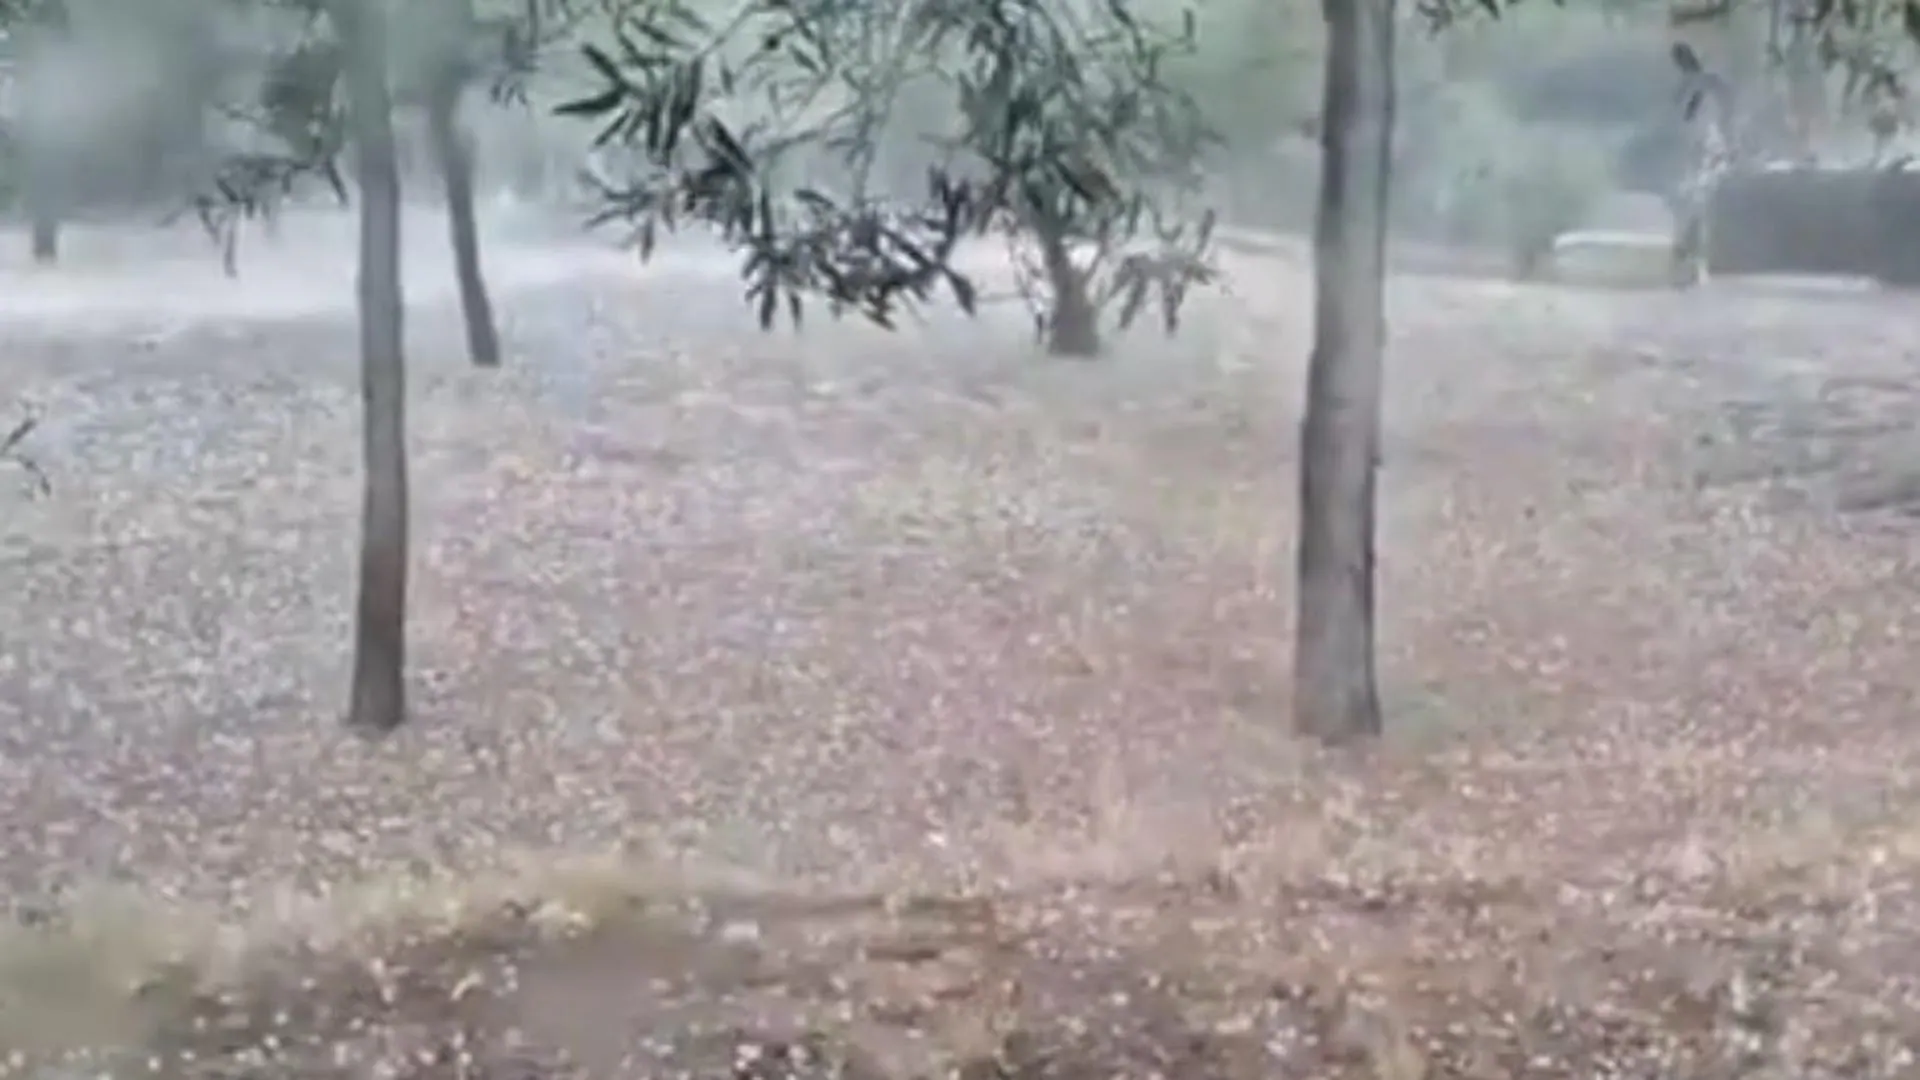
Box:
[1,215,1917,1077]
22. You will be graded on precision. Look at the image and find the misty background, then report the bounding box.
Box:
[0,0,1902,277]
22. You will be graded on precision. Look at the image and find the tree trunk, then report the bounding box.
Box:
[1777,0,1825,161]
[1293,0,1394,742]
[28,207,58,265]
[426,71,502,369]
[1038,224,1101,357]
[19,51,60,265]
[338,0,411,734]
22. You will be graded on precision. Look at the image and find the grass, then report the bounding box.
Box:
[5,234,1920,1077]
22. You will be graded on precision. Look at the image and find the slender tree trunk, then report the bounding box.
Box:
[27,204,59,265]
[1779,0,1824,161]
[18,36,60,266]
[1037,223,1101,357]
[1293,0,1394,742]
[338,0,411,734]
[426,71,503,368]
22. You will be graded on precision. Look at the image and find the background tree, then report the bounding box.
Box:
[414,0,501,367]
[1162,0,1323,228]
[191,2,353,275]
[559,0,1219,356]
[395,0,587,368]
[193,0,572,363]
[0,0,289,266]
[5,0,73,263]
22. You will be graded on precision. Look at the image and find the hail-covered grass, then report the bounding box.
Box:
[2,218,1918,1077]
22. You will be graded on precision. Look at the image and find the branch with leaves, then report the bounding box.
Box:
[155,0,355,270]
[1,406,49,497]
[473,0,600,105]
[559,0,1221,350]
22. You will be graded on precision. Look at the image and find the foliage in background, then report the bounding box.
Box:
[1168,0,1319,150]
[5,0,1920,265]
[0,0,1695,259]
[1149,0,1652,246]
[1153,0,1320,228]
[1394,77,1615,260]
[0,0,586,243]
[185,0,585,248]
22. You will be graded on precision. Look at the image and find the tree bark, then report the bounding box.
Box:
[337,0,411,734]
[1293,0,1394,742]
[27,205,59,265]
[18,36,61,266]
[426,71,503,368]
[1037,223,1101,358]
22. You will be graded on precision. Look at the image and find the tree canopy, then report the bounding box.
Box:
[554,0,1220,339]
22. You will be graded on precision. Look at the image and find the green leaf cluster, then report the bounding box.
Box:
[557,0,1221,334]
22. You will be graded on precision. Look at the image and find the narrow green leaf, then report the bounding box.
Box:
[947,270,977,315]
[580,43,628,87]
[757,278,777,328]
[554,85,627,118]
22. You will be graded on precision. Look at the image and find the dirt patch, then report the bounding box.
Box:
[8,834,1918,1078]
